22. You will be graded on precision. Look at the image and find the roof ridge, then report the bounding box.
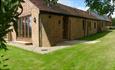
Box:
[29,0,111,22]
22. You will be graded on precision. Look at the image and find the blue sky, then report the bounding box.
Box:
[58,0,115,17]
[58,0,88,10]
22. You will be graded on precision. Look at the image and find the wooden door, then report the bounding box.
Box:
[63,16,69,40]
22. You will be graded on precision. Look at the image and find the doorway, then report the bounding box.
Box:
[83,20,86,36]
[63,16,69,40]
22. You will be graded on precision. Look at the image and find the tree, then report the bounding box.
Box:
[85,0,115,16]
[0,0,24,50]
[0,0,24,69]
[44,0,58,5]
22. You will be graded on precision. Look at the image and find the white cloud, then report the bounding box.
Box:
[58,0,88,11]
[77,7,89,11]
[58,0,74,7]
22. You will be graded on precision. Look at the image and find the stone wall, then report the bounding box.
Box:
[68,17,84,40]
[40,13,63,46]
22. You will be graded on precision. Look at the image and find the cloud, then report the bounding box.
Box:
[58,0,88,11]
[77,7,89,11]
[58,0,74,7]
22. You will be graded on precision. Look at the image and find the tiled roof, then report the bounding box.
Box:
[90,12,112,22]
[30,0,111,22]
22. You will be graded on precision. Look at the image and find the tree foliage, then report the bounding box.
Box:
[44,0,58,5]
[0,0,24,50]
[85,0,115,16]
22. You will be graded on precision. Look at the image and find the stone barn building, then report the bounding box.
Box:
[8,0,112,47]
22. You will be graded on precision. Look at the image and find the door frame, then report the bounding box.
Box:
[63,16,69,40]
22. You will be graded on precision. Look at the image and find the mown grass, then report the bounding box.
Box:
[1,29,115,70]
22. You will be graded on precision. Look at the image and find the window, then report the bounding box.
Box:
[17,15,32,38]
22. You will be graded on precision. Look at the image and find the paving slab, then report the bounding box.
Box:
[8,40,100,54]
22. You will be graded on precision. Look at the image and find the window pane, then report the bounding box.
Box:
[17,15,32,38]
[29,16,32,38]
[25,17,28,37]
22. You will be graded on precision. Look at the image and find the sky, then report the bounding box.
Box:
[58,0,115,18]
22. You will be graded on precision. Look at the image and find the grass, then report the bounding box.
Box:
[1,29,115,70]
[80,31,111,40]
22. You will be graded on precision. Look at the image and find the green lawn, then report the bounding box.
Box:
[1,30,115,70]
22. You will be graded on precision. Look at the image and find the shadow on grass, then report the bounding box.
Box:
[80,30,112,41]
[0,52,10,70]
